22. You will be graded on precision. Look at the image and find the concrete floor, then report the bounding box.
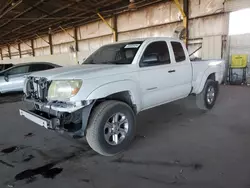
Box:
[0,86,250,188]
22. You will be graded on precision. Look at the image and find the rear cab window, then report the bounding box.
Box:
[171,42,186,63]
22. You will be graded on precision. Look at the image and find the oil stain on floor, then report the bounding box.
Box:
[1,146,19,154]
[15,162,63,181]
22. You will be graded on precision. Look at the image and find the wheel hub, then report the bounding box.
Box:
[104,113,129,146]
[206,86,215,104]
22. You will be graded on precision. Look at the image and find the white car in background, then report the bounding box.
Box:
[0,62,60,94]
[20,37,225,156]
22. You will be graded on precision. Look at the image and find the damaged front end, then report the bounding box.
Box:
[20,76,94,137]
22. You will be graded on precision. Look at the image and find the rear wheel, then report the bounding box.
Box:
[86,100,136,156]
[196,79,218,110]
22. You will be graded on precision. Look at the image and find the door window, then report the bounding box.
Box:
[140,41,171,67]
[46,64,55,70]
[171,42,186,62]
[29,64,54,72]
[7,65,30,75]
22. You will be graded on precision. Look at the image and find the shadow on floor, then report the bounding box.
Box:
[0,92,23,104]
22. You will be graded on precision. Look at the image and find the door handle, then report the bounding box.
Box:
[168,70,176,73]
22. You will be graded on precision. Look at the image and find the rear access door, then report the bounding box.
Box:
[169,41,192,97]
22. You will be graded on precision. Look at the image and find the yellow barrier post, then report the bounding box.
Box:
[97,13,117,42]
[173,0,188,45]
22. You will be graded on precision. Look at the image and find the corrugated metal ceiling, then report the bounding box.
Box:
[0,0,165,46]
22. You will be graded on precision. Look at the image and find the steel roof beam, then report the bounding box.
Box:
[4,0,121,41]
[0,0,166,45]
[0,0,45,30]
[0,0,85,39]
[0,0,15,15]
[0,0,23,19]
[23,1,51,16]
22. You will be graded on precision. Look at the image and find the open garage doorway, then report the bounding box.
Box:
[229,8,250,35]
[228,8,250,84]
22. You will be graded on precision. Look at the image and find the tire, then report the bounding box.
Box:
[196,79,219,110]
[86,100,136,156]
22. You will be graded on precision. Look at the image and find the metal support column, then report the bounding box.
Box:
[31,39,35,56]
[18,39,32,49]
[74,27,79,52]
[59,26,78,50]
[97,13,117,42]
[59,26,78,64]
[0,48,3,60]
[48,33,53,55]
[7,45,11,59]
[112,15,118,42]
[173,0,189,46]
[18,43,22,58]
[183,0,189,48]
[35,34,50,44]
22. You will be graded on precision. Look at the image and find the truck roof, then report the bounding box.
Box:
[118,37,181,43]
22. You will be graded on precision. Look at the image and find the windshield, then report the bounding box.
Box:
[84,41,144,65]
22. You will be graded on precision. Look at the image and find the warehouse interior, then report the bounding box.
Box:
[0,0,249,83]
[0,0,248,68]
[0,0,250,187]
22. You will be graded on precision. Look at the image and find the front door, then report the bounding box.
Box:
[139,41,181,110]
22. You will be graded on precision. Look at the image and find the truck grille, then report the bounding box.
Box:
[25,77,50,102]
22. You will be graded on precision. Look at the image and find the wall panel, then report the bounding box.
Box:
[119,22,181,41]
[225,0,250,12]
[34,36,49,48]
[52,29,74,45]
[0,1,234,65]
[190,0,224,18]
[117,1,180,33]
[189,14,228,39]
[202,35,222,59]
[78,35,113,60]
[78,19,112,40]
[35,47,50,57]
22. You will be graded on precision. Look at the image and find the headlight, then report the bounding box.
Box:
[48,80,82,101]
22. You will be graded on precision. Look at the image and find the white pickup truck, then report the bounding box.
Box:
[20,37,225,156]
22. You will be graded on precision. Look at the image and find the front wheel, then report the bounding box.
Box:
[196,79,219,110]
[86,100,136,156]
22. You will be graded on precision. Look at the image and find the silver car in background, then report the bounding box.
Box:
[0,62,61,94]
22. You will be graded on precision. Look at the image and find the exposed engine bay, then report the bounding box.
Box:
[23,76,90,134]
[24,76,50,102]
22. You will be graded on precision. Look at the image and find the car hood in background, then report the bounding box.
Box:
[30,64,135,80]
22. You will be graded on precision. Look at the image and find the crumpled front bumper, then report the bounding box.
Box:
[24,98,92,114]
[20,109,60,129]
[20,98,95,137]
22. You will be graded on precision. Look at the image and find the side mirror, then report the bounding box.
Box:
[4,73,9,82]
[143,54,158,64]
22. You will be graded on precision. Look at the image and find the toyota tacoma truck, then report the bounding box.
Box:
[19,37,225,156]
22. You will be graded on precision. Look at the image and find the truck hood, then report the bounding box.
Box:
[30,64,135,80]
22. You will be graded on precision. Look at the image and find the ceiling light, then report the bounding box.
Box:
[128,0,137,10]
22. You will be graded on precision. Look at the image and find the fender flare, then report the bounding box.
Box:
[86,80,142,111]
[196,67,218,94]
